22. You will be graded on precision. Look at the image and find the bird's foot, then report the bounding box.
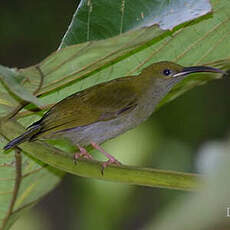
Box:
[74,145,94,163]
[90,141,121,175]
[101,158,121,175]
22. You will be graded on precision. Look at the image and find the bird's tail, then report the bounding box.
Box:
[3,124,41,151]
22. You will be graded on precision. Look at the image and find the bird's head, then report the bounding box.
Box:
[138,61,225,104]
[144,61,224,80]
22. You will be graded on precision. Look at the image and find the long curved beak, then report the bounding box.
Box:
[173,66,225,77]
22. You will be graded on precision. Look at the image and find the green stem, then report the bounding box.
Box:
[0,120,201,191]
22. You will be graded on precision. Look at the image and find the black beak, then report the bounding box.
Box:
[173,66,225,77]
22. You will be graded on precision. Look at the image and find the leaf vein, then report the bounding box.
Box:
[174,16,230,62]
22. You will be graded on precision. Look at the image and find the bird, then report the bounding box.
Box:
[3,61,224,169]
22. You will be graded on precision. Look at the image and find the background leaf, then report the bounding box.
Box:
[60,0,212,46]
[145,140,230,230]
[0,65,43,108]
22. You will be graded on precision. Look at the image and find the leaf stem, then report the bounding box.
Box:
[0,120,201,192]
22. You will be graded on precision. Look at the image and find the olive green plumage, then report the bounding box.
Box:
[4,61,223,150]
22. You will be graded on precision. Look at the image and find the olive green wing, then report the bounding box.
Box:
[35,77,138,137]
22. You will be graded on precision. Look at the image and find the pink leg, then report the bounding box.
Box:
[74,144,94,162]
[90,141,121,173]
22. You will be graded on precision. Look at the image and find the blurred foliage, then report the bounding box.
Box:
[146,140,230,230]
[1,0,230,230]
[0,0,77,68]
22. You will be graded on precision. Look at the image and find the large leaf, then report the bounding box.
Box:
[60,0,212,46]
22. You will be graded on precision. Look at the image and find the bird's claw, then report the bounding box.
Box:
[73,145,94,164]
[100,158,121,175]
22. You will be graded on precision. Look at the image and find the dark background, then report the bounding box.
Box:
[1,1,230,229]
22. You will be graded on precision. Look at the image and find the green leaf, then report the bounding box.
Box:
[0,65,43,108]
[21,26,165,97]
[60,0,212,46]
[0,134,63,230]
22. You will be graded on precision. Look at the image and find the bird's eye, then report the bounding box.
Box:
[163,69,172,76]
